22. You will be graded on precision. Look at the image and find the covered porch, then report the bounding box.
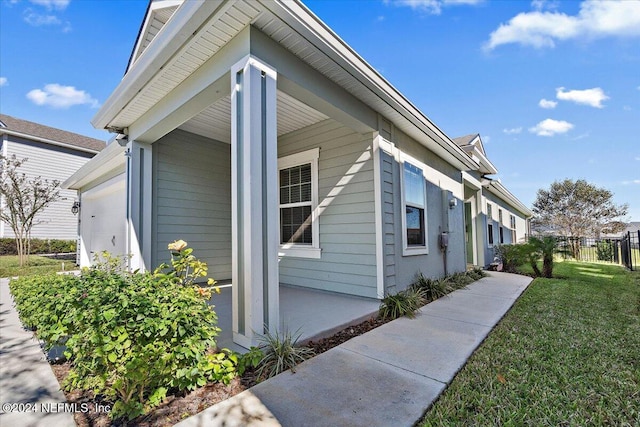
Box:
[211,284,380,353]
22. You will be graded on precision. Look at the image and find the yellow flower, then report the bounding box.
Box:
[168,239,188,252]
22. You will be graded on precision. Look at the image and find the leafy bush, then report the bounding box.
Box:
[9,241,236,421]
[596,240,614,262]
[0,238,76,255]
[256,329,314,380]
[493,244,529,273]
[379,286,427,320]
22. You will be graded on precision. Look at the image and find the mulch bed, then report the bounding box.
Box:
[50,315,386,426]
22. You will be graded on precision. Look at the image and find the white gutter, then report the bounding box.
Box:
[92,0,224,130]
[485,180,533,218]
[62,141,126,190]
[0,129,103,155]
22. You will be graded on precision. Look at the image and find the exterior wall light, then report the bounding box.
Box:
[71,201,80,215]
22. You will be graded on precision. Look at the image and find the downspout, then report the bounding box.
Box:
[124,146,132,271]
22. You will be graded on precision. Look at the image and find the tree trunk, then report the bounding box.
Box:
[542,255,553,278]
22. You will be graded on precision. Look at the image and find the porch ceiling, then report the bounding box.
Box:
[177,89,328,143]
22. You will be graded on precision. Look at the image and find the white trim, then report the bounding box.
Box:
[461,171,482,190]
[277,147,320,258]
[0,129,102,155]
[373,134,385,298]
[400,159,428,257]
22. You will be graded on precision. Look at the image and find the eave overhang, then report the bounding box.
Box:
[92,0,476,171]
[484,179,533,218]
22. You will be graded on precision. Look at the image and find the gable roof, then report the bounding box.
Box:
[0,114,106,154]
[93,0,477,172]
[453,133,497,175]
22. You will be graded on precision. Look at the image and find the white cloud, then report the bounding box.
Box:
[483,135,491,143]
[622,180,640,185]
[29,0,70,10]
[503,127,522,134]
[23,9,60,26]
[484,0,640,50]
[26,83,99,109]
[0,77,7,87]
[635,157,640,161]
[531,0,559,11]
[386,0,483,15]
[556,86,609,108]
[539,98,557,109]
[529,118,574,136]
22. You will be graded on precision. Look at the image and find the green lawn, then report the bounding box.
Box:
[421,261,640,426]
[0,255,74,277]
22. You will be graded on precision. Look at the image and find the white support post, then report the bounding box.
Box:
[127,140,153,272]
[231,56,279,349]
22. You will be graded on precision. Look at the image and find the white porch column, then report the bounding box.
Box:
[230,56,279,348]
[126,140,153,272]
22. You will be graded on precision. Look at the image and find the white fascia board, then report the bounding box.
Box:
[264,0,476,172]
[92,0,225,130]
[486,181,533,218]
[129,0,184,67]
[0,129,102,155]
[472,147,499,175]
[62,142,126,190]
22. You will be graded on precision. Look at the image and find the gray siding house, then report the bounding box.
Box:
[0,114,105,241]
[63,0,530,348]
[454,134,533,267]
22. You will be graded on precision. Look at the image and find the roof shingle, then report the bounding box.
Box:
[0,114,106,153]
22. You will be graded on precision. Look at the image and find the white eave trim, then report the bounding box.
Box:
[62,142,126,190]
[485,180,533,218]
[0,129,102,155]
[92,0,225,130]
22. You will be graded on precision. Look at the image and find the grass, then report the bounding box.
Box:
[0,255,73,277]
[420,261,640,426]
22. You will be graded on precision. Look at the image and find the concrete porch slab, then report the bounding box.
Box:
[212,285,380,352]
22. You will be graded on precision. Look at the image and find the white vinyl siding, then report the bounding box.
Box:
[277,119,377,298]
[153,129,232,280]
[2,137,94,240]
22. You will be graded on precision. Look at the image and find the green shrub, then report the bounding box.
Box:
[256,329,314,380]
[596,240,614,262]
[0,238,76,255]
[379,286,427,320]
[9,241,237,421]
[412,273,451,302]
[493,244,528,273]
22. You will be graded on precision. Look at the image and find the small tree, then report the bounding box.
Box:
[0,155,60,266]
[532,179,628,259]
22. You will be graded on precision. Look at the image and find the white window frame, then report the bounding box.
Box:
[277,148,320,259]
[487,203,494,247]
[401,160,428,256]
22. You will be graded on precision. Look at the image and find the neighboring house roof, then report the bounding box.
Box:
[0,114,106,154]
[91,0,478,172]
[621,222,640,236]
[453,133,498,175]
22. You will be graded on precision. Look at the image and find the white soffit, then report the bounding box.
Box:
[130,1,182,64]
[177,90,329,143]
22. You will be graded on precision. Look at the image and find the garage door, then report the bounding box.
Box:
[79,174,127,267]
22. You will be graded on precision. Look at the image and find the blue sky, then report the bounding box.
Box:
[1,0,639,220]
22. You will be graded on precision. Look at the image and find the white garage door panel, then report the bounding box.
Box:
[80,174,126,267]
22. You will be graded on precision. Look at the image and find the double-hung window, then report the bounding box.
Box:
[402,161,427,255]
[510,214,517,243]
[487,203,494,246]
[278,148,320,258]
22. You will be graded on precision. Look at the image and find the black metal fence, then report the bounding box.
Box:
[557,233,639,271]
[621,231,640,271]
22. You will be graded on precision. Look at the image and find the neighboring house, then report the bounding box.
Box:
[453,134,533,267]
[0,114,105,241]
[63,0,529,348]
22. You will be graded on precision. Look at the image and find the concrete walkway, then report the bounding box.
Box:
[175,271,532,427]
[0,278,76,427]
[0,271,532,427]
